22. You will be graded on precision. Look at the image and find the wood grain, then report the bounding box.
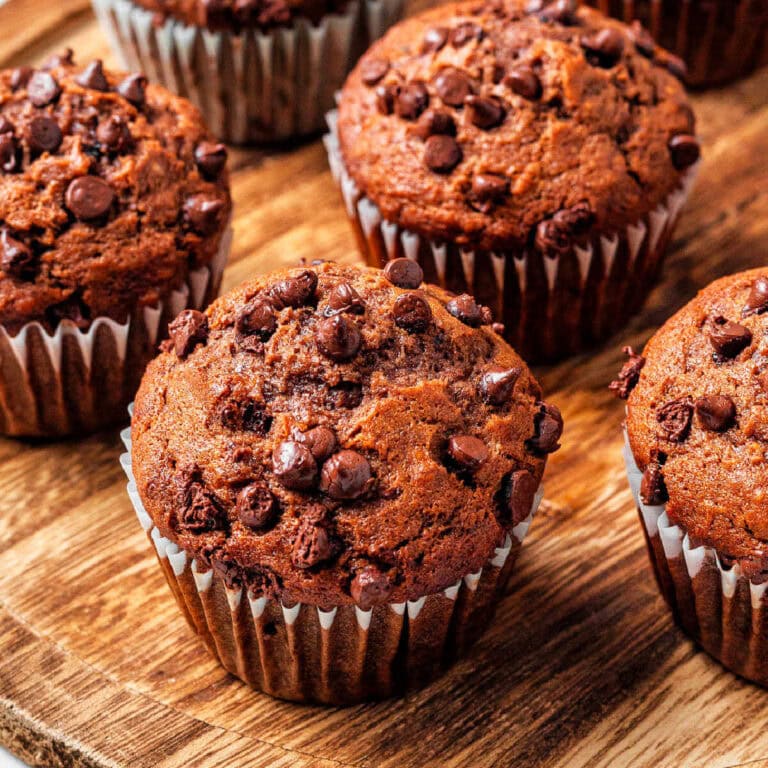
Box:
[0,2,767,766]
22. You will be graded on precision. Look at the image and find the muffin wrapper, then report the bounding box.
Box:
[91,0,404,144]
[119,423,544,704]
[624,432,768,686]
[585,0,768,88]
[0,228,231,437]
[324,110,699,363]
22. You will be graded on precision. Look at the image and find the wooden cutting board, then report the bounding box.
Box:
[0,2,767,766]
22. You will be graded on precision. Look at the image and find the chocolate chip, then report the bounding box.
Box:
[315,315,362,361]
[76,60,109,91]
[395,81,429,120]
[450,21,483,47]
[326,282,365,315]
[97,115,131,153]
[180,481,223,533]
[10,66,32,91]
[65,176,114,220]
[630,20,655,57]
[384,257,423,289]
[237,483,277,529]
[360,57,390,86]
[535,203,594,256]
[448,434,489,470]
[218,398,271,434]
[393,292,432,332]
[327,382,363,409]
[412,108,456,140]
[657,397,693,442]
[609,346,646,399]
[471,173,508,203]
[292,520,333,568]
[27,115,62,154]
[296,426,337,462]
[273,441,317,491]
[539,0,578,24]
[709,315,752,359]
[640,459,667,505]
[268,270,318,309]
[320,450,373,499]
[195,142,227,179]
[492,322,505,335]
[505,65,542,99]
[184,194,224,235]
[480,366,521,404]
[695,395,736,432]
[27,71,61,107]
[350,565,392,609]
[168,309,208,357]
[742,277,768,318]
[235,297,276,346]
[422,26,449,53]
[434,68,475,107]
[526,401,563,454]
[668,134,700,170]
[465,95,505,129]
[117,73,147,107]
[504,469,538,526]
[0,134,19,173]
[581,28,625,68]
[0,230,37,280]
[424,134,462,173]
[0,117,14,135]
[42,48,73,69]
[446,294,492,327]
[375,83,399,115]
[664,53,688,81]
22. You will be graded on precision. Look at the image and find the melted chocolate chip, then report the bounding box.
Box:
[0,230,37,280]
[350,565,393,610]
[742,277,768,317]
[480,366,521,404]
[446,294,492,327]
[65,176,114,220]
[434,68,476,107]
[393,292,432,332]
[422,26,449,53]
[320,450,373,499]
[709,315,752,359]
[184,194,224,235]
[424,134,462,173]
[668,134,700,170]
[117,74,147,107]
[538,0,578,24]
[273,441,317,490]
[0,134,19,173]
[609,346,646,399]
[505,65,542,99]
[235,297,276,347]
[292,520,333,568]
[27,71,61,107]
[96,115,131,153]
[27,115,62,154]
[268,270,318,309]
[10,66,32,91]
[179,481,223,533]
[465,95,505,129]
[76,60,109,91]
[640,459,667,505]
[219,398,271,434]
[447,434,489,470]
[296,426,337,462]
[375,83,399,115]
[695,395,736,432]
[526,401,563,454]
[450,21,483,47]
[168,309,209,358]
[360,57,390,86]
[384,257,423,289]
[237,483,277,529]
[326,282,365,315]
[581,28,625,68]
[656,397,693,442]
[396,81,429,120]
[412,108,456,140]
[195,142,228,179]
[315,314,362,361]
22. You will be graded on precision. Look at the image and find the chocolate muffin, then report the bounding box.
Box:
[92,0,405,143]
[582,1,768,88]
[0,52,231,437]
[326,0,700,363]
[124,261,561,703]
[614,268,768,686]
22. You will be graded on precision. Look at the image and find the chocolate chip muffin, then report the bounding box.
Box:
[125,261,561,703]
[92,0,404,143]
[0,52,231,437]
[614,268,768,686]
[326,0,699,362]
[582,1,768,88]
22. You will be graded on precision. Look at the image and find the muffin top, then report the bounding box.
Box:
[131,261,561,608]
[337,0,697,253]
[618,269,768,579]
[0,51,231,334]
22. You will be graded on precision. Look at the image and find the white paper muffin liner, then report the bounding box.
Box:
[0,227,231,437]
[624,431,768,686]
[120,421,544,704]
[92,0,404,144]
[324,109,699,362]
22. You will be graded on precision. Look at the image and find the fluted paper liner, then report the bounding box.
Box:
[0,228,230,437]
[624,432,768,686]
[92,0,404,144]
[324,109,699,362]
[120,423,543,704]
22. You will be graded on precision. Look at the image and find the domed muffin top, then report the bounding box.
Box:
[0,51,231,334]
[337,0,697,253]
[619,269,768,579]
[131,261,561,608]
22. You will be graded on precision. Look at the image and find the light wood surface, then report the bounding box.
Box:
[0,2,767,766]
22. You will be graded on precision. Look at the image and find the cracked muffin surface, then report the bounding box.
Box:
[131,262,561,608]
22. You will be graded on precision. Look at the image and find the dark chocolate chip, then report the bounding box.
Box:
[526,401,563,454]
[393,291,432,332]
[315,314,362,361]
[292,520,333,568]
[27,71,61,107]
[65,176,114,220]
[236,297,276,344]
[375,83,399,115]
[10,66,32,91]
[350,565,393,610]
[480,366,521,404]
[668,134,700,170]
[320,450,373,499]
[434,68,476,107]
[195,141,227,179]
[609,346,646,399]
[581,28,625,68]
[656,397,693,442]
[664,53,688,81]
[395,81,429,120]
[384,257,423,289]
[360,57,390,86]
[709,315,752,359]
[168,309,209,357]
[446,294,492,327]
[447,434,489,470]
[424,134,462,173]
[117,73,147,107]
[491,322,505,335]
[42,48,73,69]
[640,460,667,505]
[296,426,337,462]
[450,21,483,47]
[180,481,223,533]
[268,270,318,309]
[97,115,131,153]
[237,483,277,529]
[76,60,109,91]
[0,134,19,173]
[184,194,224,235]
[471,173,508,202]
[422,26,449,53]
[505,469,538,526]
[630,20,655,57]
[535,203,594,256]
[326,282,365,315]
[219,399,271,434]
[27,115,62,154]
[695,395,736,432]
[412,108,456,140]
[465,95,505,129]
[742,277,768,318]
[538,0,578,24]
[273,441,317,491]
[0,230,37,280]
[505,65,542,99]
[327,382,363,409]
